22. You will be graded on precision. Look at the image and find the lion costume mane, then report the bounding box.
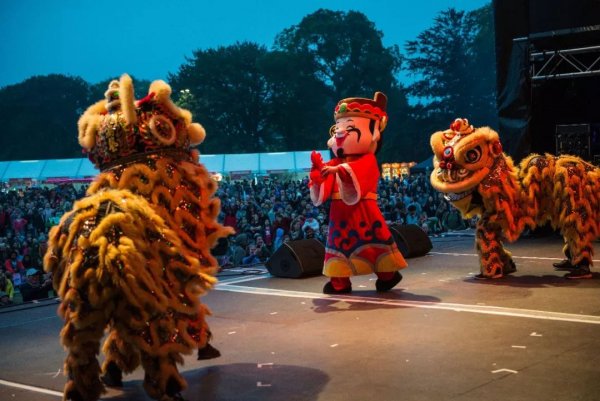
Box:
[430,118,600,279]
[44,74,232,401]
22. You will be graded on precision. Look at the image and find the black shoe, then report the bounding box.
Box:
[100,361,123,388]
[197,343,221,360]
[323,281,352,294]
[564,266,592,279]
[65,389,84,401]
[553,259,575,270]
[503,260,517,275]
[375,271,403,292]
[166,376,184,397]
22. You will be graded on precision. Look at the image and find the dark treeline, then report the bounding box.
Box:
[0,6,496,164]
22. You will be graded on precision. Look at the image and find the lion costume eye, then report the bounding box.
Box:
[465,146,482,163]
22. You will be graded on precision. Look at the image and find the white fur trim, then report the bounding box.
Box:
[77,100,106,150]
[310,182,326,206]
[337,163,360,205]
[119,74,137,126]
[188,123,206,145]
[149,80,181,119]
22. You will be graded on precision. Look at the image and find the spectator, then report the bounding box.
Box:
[405,204,420,226]
[241,242,261,265]
[273,227,285,251]
[229,237,247,266]
[0,272,14,304]
[0,291,10,306]
[4,251,24,274]
[254,236,271,261]
[20,268,53,302]
[444,208,468,230]
[289,219,304,241]
[261,218,273,248]
[302,213,320,236]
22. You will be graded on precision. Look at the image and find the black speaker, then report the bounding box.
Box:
[266,239,325,278]
[389,224,432,258]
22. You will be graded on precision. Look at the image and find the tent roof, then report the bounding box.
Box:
[0,150,331,181]
[412,156,434,172]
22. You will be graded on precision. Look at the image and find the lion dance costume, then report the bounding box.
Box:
[43,74,232,401]
[309,92,407,294]
[430,118,600,279]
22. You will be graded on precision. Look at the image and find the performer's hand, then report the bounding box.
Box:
[309,167,324,187]
[321,165,339,177]
[311,151,324,170]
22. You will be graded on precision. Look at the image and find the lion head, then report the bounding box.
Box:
[430,118,504,217]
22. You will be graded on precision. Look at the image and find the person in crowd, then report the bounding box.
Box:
[405,204,420,226]
[0,272,14,304]
[444,208,469,230]
[254,235,271,261]
[289,219,305,241]
[241,242,261,265]
[20,268,53,302]
[4,251,23,274]
[273,227,285,251]
[230,236,248,266]
[261,218,273,248]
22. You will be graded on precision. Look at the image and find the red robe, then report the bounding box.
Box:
[310,153,407,277]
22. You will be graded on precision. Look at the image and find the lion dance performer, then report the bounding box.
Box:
[430,118,600,279]
[309,92,407,294]
[43,74,232,401]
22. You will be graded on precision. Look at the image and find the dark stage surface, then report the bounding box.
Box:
[1,233,600,401]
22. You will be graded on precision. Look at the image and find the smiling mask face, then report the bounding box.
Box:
[328,116,379,158]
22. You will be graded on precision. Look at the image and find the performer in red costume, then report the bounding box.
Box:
[309,92,407,294]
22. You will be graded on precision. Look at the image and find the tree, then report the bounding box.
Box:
[404,6,497,139]
[275,9,402,102]
[0,74,90,160]
[258,49,331,151]
[399,5,498,162]
[169,42,274,154]
[273,9,410,159]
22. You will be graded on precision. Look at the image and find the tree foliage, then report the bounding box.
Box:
[404,6,497,134]
[271,9,408,160]
[394,4,497,163]
[169,42,275,153]
[275,9,402,101]
[0,74,89,161]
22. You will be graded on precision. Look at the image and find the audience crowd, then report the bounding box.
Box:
[215,173,474,267]
[0,182,85,305]
[0,172,473,305]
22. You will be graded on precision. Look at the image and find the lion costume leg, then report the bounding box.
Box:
[140,351,187,400]
[475,218,516,279]
[101,330,141,387]
[59,293,111,401]
[562,229,593,279]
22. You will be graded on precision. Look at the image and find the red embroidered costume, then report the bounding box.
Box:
[310,92,407,294]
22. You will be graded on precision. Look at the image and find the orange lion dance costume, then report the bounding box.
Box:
[430,118,600,279]
[44,74,232,401]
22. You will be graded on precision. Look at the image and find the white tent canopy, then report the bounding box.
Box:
[0,150,331,181]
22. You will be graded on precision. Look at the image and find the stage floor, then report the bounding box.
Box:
[1,234,600,401]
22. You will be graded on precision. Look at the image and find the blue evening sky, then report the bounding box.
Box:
[0,0,489,88]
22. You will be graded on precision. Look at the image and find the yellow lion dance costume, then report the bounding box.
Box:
[430,118,600,280]
[43,74,232,401]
